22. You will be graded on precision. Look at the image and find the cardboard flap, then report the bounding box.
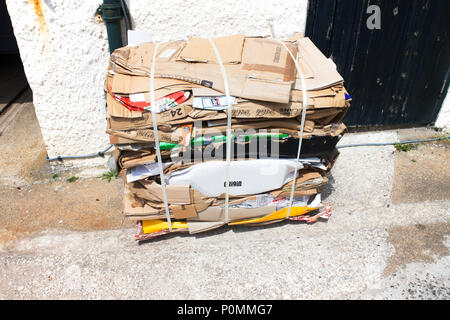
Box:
[297,57,314,79]
[188,205,276,223]
[152,59,292,103]
[287,32,305,41]
[313,89,347,108]
[106,127,182,143]
[192,87,224,97]
[123,186,170,216]
[126,42,155,70]
[119,153,158,169]
[111,74,198,94]
[106,105,193,131]
[109,134,138,145]
[294,37,344,90]
[241,78,292,104]
[111,73,150,94]
[242,38,298,82]
[226,101,305,119]
[290,87,336,102]
[156,40,186,62]
[177,35,245,64]
[171,204,198,219]
[106,93,143,119]
[125,41,184,65]
[141,181,191,204]
[187,221,225,234]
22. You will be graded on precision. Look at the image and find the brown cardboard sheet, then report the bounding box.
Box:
[294,37,344,90]
[117,149,165,169]
[297,57,314,79]
[154,61,293,103]
[177,35,245,64]
[290,87,336,102]
[188,205,276,223]
[124,170,326,221]
[108,34,350,235]
[313,89,347,108]
[106,127,183,144]
[106,93,143,119]
[185,221,225,234]
[192,87,224,97]
[107,105,193,130]
[111,39,296,103]
[109,120,346,145]
[186,205,277,234]
[241,37,298,82]
[171,204,198,219]
[109,134,141,145]
[111,73,203,95]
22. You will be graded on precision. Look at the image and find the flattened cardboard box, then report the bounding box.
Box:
[111,74,204,95]
[107,100,311,129]
[125,170,325,216]
[111,36,300,103]
[107,121,346,145]
[154,61,292,103]
[241,37,297,82]
[186,205,277,234]
[110,36,350,103]
[106,127,184,144]
[107,103,193,127]
[106,100,348,138]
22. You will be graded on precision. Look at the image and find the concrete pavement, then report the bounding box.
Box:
[0,104,449,299]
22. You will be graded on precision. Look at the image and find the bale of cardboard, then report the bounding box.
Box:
[104,33,351,241]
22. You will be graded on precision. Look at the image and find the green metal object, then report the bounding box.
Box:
[97,0,124,54]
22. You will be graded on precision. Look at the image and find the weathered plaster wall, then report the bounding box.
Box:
[5,0,111,168]
[5,0,308,169]
[129,0,308,42]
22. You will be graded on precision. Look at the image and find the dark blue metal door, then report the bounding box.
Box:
[305,0,450,127]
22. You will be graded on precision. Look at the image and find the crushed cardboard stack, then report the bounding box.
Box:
[104,34,351,241]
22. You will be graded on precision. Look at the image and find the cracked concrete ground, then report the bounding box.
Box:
[0,102,449,300]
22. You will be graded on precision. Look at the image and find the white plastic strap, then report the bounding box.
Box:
[207,38,232,224]
[149,42,172,231]
[275,40,308,219]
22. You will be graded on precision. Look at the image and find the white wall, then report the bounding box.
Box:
[435,87,450,132]
[5,0,111,168]
[129,0,308,41]
[5,0,309,169]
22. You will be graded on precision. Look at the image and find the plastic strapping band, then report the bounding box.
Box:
[275,40,308,219]
[149,42,173,232]
[207,38,232,224]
